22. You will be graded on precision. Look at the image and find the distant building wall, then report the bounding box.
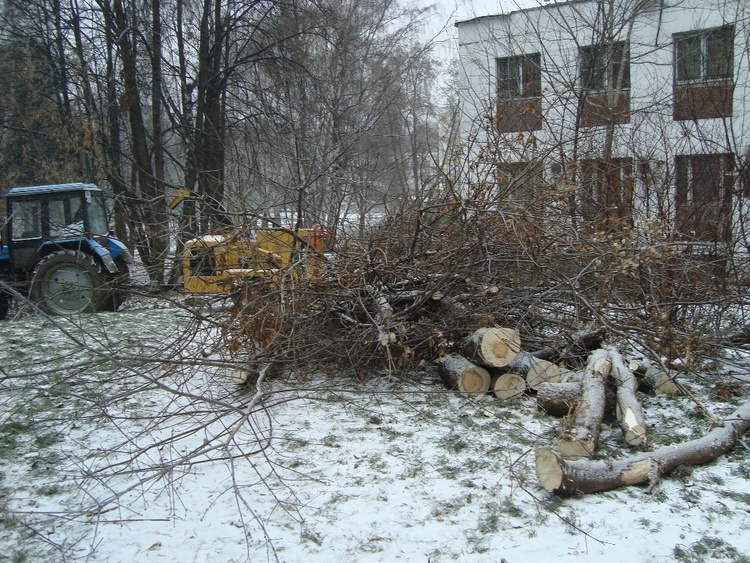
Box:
[456,0,749,250]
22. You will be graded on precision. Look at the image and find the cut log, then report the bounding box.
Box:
[491,373,526,400]
[437,354,491,396]
[462,327,521,368]
[536,398,750,495]
[628,361,682,396]
[642,366,680,396]
[536,380,617,418]
[536,381,581,416]
[607,347,647,446]
[501,351,562,390]
[556,349,611,460]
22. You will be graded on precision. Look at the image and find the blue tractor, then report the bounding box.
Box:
[0,183,133,319]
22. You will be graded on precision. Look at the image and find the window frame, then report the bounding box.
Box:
[674,153,733,243]
[674,25,734,84]
[579,41,630,92]
[496,53,541,99]
[579,157,634,222]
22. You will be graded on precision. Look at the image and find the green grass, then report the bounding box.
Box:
[437,432,468,454]
[0,422,32,458]
[673,536,750,563]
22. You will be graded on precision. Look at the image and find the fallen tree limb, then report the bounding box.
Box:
[536,380,617,417]
[607,346,647,446]
[556,349,611,460]
[536,399,750,495]
[491,372,526,400]
[503,351,561,390]
[628,361,681,395]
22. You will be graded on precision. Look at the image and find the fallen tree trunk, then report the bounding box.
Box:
[536,381,582,416]
[437,354,491,395]
[536,399,750,495]
[462,327,521,368]
[608,347,647,446]
[491,372,526,400]
[556,349,611,460]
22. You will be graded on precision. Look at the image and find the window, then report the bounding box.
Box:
[49,195,84,238]
[675,153,733,242]
[580,42,630,91]
[496,161,543,206]
[579,157,633,223]
[675,26,733,83]
[497,53,541,98]
[85,191,110,236]
[11,200,42,240]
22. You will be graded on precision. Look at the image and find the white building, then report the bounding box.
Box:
[456,0,750,250]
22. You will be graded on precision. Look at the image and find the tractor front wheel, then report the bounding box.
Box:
[30,250,109,315]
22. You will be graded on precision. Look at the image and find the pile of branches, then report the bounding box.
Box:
[219,200,750,382]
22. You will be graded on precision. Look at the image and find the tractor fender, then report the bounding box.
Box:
[106,238,134,265]
[82,238,119,274]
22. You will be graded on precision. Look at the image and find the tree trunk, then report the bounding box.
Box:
[536,399,750,495]
[491,372,526,400]
[462,327,521,368]
[556,349,611,460]
[438,354,491,396]
[608,346,647,446]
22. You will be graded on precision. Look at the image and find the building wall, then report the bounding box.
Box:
[456,0,750,249]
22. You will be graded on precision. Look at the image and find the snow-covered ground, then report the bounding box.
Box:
[1,298,749,562]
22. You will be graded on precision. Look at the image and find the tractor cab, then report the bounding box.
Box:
[5,183,114,273]
[0,183,132,318]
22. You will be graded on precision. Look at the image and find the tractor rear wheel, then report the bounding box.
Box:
[30,250,109,315]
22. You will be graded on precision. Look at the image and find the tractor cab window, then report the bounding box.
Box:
[85,191,109,236]
[49,194,84,238]
[11,200,42,240]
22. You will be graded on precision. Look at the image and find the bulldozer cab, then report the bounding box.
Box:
[182,227,327,294]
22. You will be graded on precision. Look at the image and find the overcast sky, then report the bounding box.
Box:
[432,0,544,25]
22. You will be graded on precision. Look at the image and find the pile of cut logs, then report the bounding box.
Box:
[437,326,750,496]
